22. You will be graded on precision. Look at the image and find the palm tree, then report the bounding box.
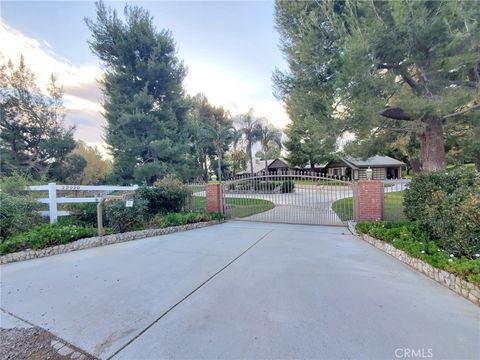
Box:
[201,123,234,181]
[255,119,283,175]
[238,109,260,175]
[230,128,245,177]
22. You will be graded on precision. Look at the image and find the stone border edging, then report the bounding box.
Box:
[347,221,480,306]
[0,220,225,265]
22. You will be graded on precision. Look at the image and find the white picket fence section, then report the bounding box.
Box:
[27,183,139,224]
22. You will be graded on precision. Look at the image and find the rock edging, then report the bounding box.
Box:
[347,221,480,306]
[0,220,224,265]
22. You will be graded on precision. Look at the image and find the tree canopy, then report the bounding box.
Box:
[0,55,84,180]
[274,0,480,171]
[86,1,191,184]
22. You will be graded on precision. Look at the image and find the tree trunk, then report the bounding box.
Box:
[217,149,222,181]
[475,158,480,172]
[410,159,421,173]
[264,152,268,177]
[420,115,446,171]
[249,143,254,176]
[203,154,208,182]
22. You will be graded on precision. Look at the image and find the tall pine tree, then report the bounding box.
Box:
[274,0,480,171]
[86,1,190,184]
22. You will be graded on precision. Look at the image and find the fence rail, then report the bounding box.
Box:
[26,183,138,224]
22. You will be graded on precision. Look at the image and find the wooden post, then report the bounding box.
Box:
[97,198,106,237]
[48,182,57,224]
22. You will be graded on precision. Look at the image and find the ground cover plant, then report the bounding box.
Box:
[355,221,480,285]
[0,224,98,255]
[0,174,224,256]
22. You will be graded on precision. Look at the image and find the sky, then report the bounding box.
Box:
[0,0,289,157]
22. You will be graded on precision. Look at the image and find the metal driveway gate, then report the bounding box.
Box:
[222,172,354,226]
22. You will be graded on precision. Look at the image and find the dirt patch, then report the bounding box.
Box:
[0,327,95,360]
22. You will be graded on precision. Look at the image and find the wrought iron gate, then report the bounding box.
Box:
[221,172,355,226]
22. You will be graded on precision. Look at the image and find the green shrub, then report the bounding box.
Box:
[281,179,295,193]
[105,199,147,233]
[138,175,190,215]
[254,180,277,192]
[355,221,480,285]
[0,224,97,255]
[149,211,223,229]
[57,203,98,227]
[404,169,476,223]
[0,191,42,241]
[403,169,479,258]
[425,184,480,257]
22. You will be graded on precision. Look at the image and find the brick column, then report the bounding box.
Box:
[356,180,383,221]
[206,183,223,213]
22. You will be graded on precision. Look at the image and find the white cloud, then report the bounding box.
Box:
[0,21,291,158]
[0,21,106,154]
[184,60,290,130]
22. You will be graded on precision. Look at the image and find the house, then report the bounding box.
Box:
[323,155,405,180]
[237,158,290,175]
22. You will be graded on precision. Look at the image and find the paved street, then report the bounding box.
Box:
[1,221,478,359]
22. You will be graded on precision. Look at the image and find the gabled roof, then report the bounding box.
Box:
[342,155,405,169]
[238,158,289,175]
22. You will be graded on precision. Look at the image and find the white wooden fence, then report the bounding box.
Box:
[27,183,139,224]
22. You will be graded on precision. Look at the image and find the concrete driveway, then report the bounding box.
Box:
[1,221,478,359]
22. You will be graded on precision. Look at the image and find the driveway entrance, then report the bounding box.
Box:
[1,222,478,359]
[222,173,354,225]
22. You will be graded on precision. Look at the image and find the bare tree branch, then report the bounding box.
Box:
[400,72,419,91]
[443,103,480,120]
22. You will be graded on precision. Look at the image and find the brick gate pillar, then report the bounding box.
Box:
[206,183,223,214]
[355,180,383,221]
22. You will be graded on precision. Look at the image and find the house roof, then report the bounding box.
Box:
[342,155,405,169]
[237,158,289,175]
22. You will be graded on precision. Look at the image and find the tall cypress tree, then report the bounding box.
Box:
[86,1,189,184]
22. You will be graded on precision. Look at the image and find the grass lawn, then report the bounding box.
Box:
[192,196,275,218]
[331,197,354,221]
[383,191,406,221]
[332,190,406,222]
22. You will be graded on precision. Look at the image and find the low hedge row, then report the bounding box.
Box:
[0,225,98,255]
[355,221,480,285]
[0,211,223,256]
[228,179,295,193]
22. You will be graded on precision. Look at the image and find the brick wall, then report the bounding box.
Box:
[206,183,223,213]
[356,180,383,221]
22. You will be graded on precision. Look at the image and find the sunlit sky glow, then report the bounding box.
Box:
[0,0,289,156]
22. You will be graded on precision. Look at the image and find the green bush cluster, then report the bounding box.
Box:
[0,192,42,241]
[149,211,223,228]
[0,224,97,255]
[0,173,43,241]
[355,221,480,285]
[404,169,479,257]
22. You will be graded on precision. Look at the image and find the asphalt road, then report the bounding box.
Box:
[1,221,478,359]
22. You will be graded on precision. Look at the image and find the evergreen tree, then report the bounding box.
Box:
[187,94,232,181]
[86,1,190,184]
[274,0,480,171]
[0,55,82,180]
